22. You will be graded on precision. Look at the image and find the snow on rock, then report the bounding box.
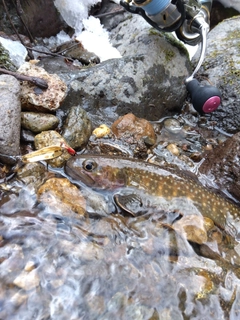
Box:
[76,16,122,61]
[0,37,27,68]
[53,0,100,34]
[54,0,121,62]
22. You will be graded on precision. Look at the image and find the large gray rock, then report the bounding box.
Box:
[59,15,191,126]
[0,75,21,160]
[193,16,240,133]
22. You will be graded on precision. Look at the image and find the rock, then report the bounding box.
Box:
[192,16,240,133]
[173,215,208,244]
[34,130,71,167]
[217,0,240,12]
[211,1,240,27]
[92,124,111,138]
[96,0,131,31]
[19,61,67,112]
[0,0,67,38]
[24,260,37,272]
[53,40,100,65]
[59,14,191,125]
[0,36,28,68]
[0,75,21,161]
[199,132,240,202]
[21,112,59,133]
[13,269,40,290]
[16,162,50,192]
[37,177,86,216]
[0,42,17,71]
[62,106,92,149]
[166,143,180,156]
[112,113,156,146]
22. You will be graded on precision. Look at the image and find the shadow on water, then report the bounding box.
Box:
[0,181,240,320]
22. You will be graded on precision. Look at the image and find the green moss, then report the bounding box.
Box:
[164,49,175,62]
[0,43,16,71]
[148,28,189,59]
[163,32,189,58]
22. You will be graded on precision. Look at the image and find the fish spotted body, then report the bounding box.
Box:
[65,155,240,239]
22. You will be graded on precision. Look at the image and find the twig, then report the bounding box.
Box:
[24,46,74,62]
[0,67,48,89]
[1,0,34,59]
[13,0,35,43]
[93,8,125,19]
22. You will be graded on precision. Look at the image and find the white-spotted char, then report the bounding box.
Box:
[65,155,240,239]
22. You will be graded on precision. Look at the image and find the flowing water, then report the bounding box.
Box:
[1,179,240,320]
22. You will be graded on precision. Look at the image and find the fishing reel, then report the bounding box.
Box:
[113,0,221,114]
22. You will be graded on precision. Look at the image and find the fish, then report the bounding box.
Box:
[65,155,240,239]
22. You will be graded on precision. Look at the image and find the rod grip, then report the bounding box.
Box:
[186,79,221,113]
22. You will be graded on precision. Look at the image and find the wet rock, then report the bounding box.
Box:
[21,112,59,133]
[193,16,240,133]
[96,0,131,31]
[166,143,180,156]
[59,14,191,125]
[37,177,86,216]
[112,113,156,145]
[211,1,240,28]
[0,75,21,162]
[19,61,67,112]
[34,130,71,167]
[199,132,240,202]
[53,40,100,65]
[0,244,24,277]
[24,260,37,272]
[10,292,28,307]
[16,162,50,192]
[62,106,92,149]
[13,269,40,290]
[21,129,35,142]
[92,124,111,138]
[173,215,208,244]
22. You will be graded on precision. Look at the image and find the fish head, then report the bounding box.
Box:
[65,155,126,189]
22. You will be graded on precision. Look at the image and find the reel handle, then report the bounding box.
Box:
[186,79,221,113]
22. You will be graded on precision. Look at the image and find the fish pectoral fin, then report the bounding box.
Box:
[113,193,144,217]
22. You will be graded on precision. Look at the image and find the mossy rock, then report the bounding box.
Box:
[0,43,16,71]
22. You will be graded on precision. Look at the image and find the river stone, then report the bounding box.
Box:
[13,269,40,290]
[192,16,240,133]
[0,75,21,160]
[60,14,191,125]
[62,106,92,149]
[112,113,156,146]
[21,112,59,133]
[199,131,240,202]
[19,62,67,112]
[37,177,86,216]
[34,130,71,167]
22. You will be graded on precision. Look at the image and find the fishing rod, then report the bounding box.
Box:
[113,0,221,114]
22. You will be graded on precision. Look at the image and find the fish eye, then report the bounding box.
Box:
[82,159,97,172]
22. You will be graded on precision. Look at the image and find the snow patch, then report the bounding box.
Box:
[53,0,121,62]
[76,16,122,61]
[0,37,27,68]
[54,0,100,34]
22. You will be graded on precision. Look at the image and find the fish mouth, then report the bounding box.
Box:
[65,165,95,186]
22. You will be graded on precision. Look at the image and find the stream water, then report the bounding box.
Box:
[0,177,240,320]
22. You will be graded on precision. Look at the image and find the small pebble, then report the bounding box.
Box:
[166,143,180,156]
